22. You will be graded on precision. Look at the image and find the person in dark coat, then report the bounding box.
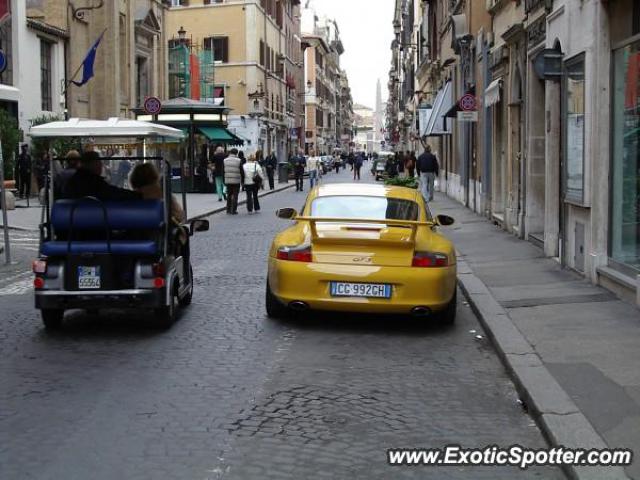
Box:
[54,150,81,200]
[292,148,306,192]
[16,144,32,198]
[264,151,277,190]
[416,144,440,202]
[62,151,141,201]
[406,151,417,178]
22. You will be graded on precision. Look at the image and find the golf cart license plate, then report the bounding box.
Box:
[78,266,101,289]
[330,282,392,298]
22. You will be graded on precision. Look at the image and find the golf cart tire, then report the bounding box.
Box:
[42,309,64,330]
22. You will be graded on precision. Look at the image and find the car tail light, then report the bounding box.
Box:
[153,277,165,289]
[33,277,45,289]
[412,252,449,268]
[276,245,312,262]
[32,260,47,274]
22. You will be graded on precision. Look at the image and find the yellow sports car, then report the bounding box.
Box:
[266,183,457,323]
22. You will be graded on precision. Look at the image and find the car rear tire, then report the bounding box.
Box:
[178,265,194,307]
[266,281,288,319]
[42,309,64,330]
[439,290,457,325]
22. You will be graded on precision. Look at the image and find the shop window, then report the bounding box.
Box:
[611,40,640,272]
[563,54,585,204]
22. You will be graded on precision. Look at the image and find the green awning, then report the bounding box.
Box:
[198,127,244,145]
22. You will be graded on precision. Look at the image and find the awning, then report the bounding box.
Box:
[485,79,502,107]
[198,126,244,145]
[425,81,453,137]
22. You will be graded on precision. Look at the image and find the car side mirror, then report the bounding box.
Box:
[190,219,210,235]
[276,207,298,220]
[436,214,455,226]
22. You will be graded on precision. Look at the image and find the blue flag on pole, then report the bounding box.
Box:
[71,30,105,87]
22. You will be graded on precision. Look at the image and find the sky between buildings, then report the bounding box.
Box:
[309,0,395,109]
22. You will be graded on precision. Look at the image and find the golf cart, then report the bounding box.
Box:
[373,151,395,181]
[29,118,209,330]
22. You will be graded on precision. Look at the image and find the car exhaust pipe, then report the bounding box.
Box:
[289,301,309,312]
[411,306,432,317]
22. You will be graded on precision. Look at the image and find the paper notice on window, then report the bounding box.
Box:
[567,113,584,197]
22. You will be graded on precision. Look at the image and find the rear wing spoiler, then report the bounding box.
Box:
[294,216,434,243]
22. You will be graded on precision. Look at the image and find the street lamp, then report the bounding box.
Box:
[178,26,187,44]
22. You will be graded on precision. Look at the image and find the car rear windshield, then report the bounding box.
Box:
[310,196,420,221]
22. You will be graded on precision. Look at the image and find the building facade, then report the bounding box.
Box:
[387,0,640,305]
[0,0,67,137]
[301,7,349,155]
[166,0,304,160]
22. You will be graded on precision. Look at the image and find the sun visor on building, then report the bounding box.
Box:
[425,81,453,137]
[485,79,502,107]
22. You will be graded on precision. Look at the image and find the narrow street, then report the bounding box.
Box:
[0,168,562,480]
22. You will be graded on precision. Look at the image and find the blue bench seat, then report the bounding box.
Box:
[42,199,165,257]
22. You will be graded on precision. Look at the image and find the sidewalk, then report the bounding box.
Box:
[433,193,638,480]
[0,182,294,230]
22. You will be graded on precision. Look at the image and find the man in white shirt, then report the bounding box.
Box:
[308,149,322,189]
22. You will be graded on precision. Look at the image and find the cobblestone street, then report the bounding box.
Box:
[0,169,563,479]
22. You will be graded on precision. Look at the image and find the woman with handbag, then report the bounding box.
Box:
[242,153,265,214]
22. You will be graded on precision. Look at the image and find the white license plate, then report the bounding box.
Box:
[330,282,392,299]
[78,266,101,290]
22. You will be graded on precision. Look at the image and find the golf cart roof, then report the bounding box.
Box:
[29,117,185,139]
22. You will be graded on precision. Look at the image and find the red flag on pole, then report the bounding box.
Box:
[625,52,640,110]
[190,53,200,101]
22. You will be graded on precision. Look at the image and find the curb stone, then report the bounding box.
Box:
[456,257,631,480]
[188,183,295,221]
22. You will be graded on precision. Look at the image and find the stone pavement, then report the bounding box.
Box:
[432,193,639,480]
[0,169,563,480]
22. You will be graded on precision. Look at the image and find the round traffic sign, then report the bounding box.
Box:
[143,96,162,115]
[459,93,477,111]
[0,50,6,74]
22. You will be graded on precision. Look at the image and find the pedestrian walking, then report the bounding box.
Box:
[224,148,243,215]
[264,151,277,190]
[417,144,439,202]
[348,152,354,171]
[406,151,416,178]
[16,144,32,198]
[242,153,265,214]
[212,145,227,202]
[308,150,322,188]
[292,148,306,192]
[353,152,363,181]
[397,151,406,177]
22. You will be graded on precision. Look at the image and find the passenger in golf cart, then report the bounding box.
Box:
[62,151,141,201]
[30,118,208,330]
